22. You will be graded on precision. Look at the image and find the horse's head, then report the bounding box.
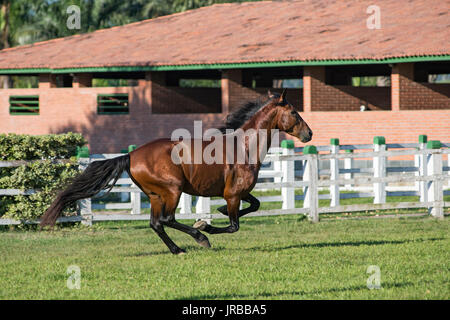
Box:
[270,90,312,143]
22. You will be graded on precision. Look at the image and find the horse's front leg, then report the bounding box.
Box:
[194,196,240,234]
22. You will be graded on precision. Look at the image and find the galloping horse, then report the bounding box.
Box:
[40,90,312,254]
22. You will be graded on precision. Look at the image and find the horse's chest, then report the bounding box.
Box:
[225,166,259,194]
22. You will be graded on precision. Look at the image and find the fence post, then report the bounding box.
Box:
[426,140,444,219]
[120,148,130,202]
[447,146,450,189]
[120,172,130,202]
[281,140,295,210]
[196,196,211,224]
[373,136,386,204]
[303,145,319,222]
[77,154,92,226]
[273,148,282,184]
[330,138,340,207]
[179,193,192,214]
[130,187,141,215]
[344,149,354,189]
[127,145,141,215]
[416,135,428,202]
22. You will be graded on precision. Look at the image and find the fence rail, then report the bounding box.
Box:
[1,135,449,225]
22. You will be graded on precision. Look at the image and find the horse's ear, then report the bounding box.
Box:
[279,89,287,103]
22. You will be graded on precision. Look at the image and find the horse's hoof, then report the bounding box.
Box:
[176,250,186,255]
[196,238,211,248]
[193,220,208,231]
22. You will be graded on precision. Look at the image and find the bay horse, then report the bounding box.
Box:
[40,90,312,254]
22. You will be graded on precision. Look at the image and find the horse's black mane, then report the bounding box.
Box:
[219,92,280,133]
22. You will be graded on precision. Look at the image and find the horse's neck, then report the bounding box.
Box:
[241,104,278,166]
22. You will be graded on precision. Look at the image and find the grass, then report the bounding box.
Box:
[0,215,448,299]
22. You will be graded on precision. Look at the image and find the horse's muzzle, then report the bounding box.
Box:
[300,129,313,143]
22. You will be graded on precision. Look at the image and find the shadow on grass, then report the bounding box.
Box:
[124,237,444,257]
[245,237,445,252]
[178,281,415,300]
[125,244,209,257]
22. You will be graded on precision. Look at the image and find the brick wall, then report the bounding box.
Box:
[222,69,303,111]
[392,63,450,110]
[298,109,450,146]
[304,66,390,111]
[150,72,222,114]
[0,85,226,153]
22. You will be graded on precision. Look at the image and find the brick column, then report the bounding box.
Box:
[303,66,325,112]
[391,63,414,111]
[39,73,56,89]
[222,69,267,113]
[138,72,152,87]
[73,73,92,88]
[147,71,166,113]
[221,69,243,114]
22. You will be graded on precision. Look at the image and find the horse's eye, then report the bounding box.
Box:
[291,111,297,115]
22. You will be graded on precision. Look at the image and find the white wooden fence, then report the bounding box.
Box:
[1,136,449,225]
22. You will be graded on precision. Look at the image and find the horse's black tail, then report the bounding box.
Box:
[40,154,130,227]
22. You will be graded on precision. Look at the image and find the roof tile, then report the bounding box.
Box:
[0,0,448,70]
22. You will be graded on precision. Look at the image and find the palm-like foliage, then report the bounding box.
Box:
[2,0,258,47]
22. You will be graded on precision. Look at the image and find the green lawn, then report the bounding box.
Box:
[1,215,448,299]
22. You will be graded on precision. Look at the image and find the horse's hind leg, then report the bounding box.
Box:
[149,195,185,255]
[160,191,211,249]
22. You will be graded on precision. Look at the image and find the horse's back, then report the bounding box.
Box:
[128,139,186,193]
[128,138,226,197]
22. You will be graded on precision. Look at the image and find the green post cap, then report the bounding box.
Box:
[427,140,441,149]
[128,145,137,152]
[303,145,317,154]
[345,149,354,153]
[418,135,427,143]
[120,149,128,154]
[373,136,386,145]
[281,140,295,149]
[76,146,89,159]
[330,138,339,146]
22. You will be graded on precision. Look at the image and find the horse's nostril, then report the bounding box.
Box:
[309,130,313,137]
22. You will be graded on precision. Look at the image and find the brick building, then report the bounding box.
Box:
[0,0,449,152]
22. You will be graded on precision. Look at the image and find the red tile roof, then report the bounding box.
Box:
[0,0,448,71]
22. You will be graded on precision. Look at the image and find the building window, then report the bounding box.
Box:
[179,79,221,88]
[272,79,303,88]
[9,95,39,115]
[97,94,129,114]
[428,74,450,84]
[351,76,391,87]
[55,74,73,87]
[93,79,138,87]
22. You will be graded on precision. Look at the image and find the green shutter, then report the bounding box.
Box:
[97,93,129,114]
[9,95,39,115]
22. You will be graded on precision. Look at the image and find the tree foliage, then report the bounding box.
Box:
[1,0,258,48]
